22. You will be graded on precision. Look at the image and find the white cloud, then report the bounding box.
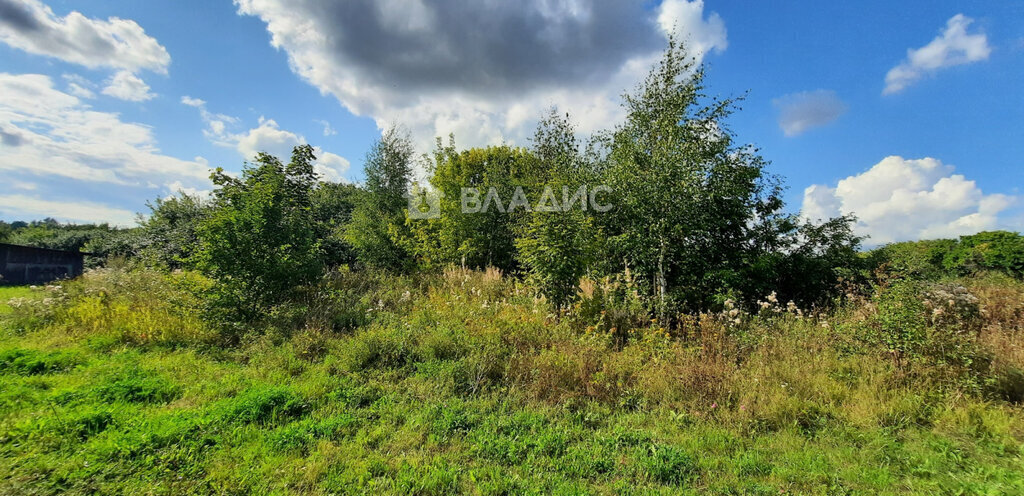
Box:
[0,73,210,190]
[884,14,991,95]
[182,98,350,182]
[179,95,240,144]
[0,0,170,74]
[772,90,846,136]
[62,73,97,98]
[801,156,1016,245]
[0,194,138,226]
[235,0,727,149]
[65,81,94,99]
[180,96,205,108]
[233,118,350,182]
[101,70,154,101]
[315,119,337,136]
[656,0,727,56]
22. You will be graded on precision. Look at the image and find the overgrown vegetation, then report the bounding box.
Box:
[3,40,1024,494]
[2,267,1024,494]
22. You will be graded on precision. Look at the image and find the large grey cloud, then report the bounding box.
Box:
[236,0,727,148]
[285,2,658,96]
[0,0,40,32]
[0,0,169,74]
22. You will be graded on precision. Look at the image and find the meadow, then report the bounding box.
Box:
[2,267,1023,495]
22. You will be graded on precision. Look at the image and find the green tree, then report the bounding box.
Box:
[516,110,602,309]
[138,193,209,268]
[346,127,416,271]
[601,38,785,316]
[193,145,324,324]
[409,139,535,271]
[945,231,1024,277]
[311,182,361,267]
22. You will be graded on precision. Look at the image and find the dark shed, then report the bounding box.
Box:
[0,243,87,285]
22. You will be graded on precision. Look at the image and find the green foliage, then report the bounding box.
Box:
[2,218,139,267]
[868,231,1024,281]
[598,37,858,316]
[0,348,80,375]
[409,142,535,271]
[516,111,602,309]
[872,280,929,368]
[193,145,324,325]
[945,230,1024,277]
[346,127,416,272]
[3,268,1024,494]
[868,238,956,280]
[311,182,361,267]
[136,193,209,268]
[92,366,180,404]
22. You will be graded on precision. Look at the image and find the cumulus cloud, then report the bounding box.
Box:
[0,194,138,226]
[235,0,728,149]
[182,98,350,182]
[101,70,154,101]
[0,0,170,74]
[234,118,350,182]
[801,156,1016,245]
[772,90,846,136]
[0,73,210,189]
[884,14,990,95]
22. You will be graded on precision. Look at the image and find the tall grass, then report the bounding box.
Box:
[1,268,1023,494]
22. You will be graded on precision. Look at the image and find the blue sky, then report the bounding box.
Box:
[1,0,1022,245]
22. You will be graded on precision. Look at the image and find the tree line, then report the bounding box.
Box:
[3,40,1021,327]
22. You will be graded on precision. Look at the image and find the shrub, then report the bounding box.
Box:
[572,273,649,348]
[193,145,325,328]
[871,280,929,370]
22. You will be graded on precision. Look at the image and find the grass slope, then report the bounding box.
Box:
[1,269,1023,494]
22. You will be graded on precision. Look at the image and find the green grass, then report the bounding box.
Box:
[1,269,1023,494]
[0,286,36,315]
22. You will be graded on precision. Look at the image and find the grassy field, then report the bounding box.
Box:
[0,286,36,315]
[1,269,1023,494]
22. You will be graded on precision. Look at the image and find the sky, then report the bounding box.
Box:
[0,0,1022,246]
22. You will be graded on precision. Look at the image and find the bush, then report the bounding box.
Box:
[871,280,929,370]
[194,145,325,328]
[572,273,649,348]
